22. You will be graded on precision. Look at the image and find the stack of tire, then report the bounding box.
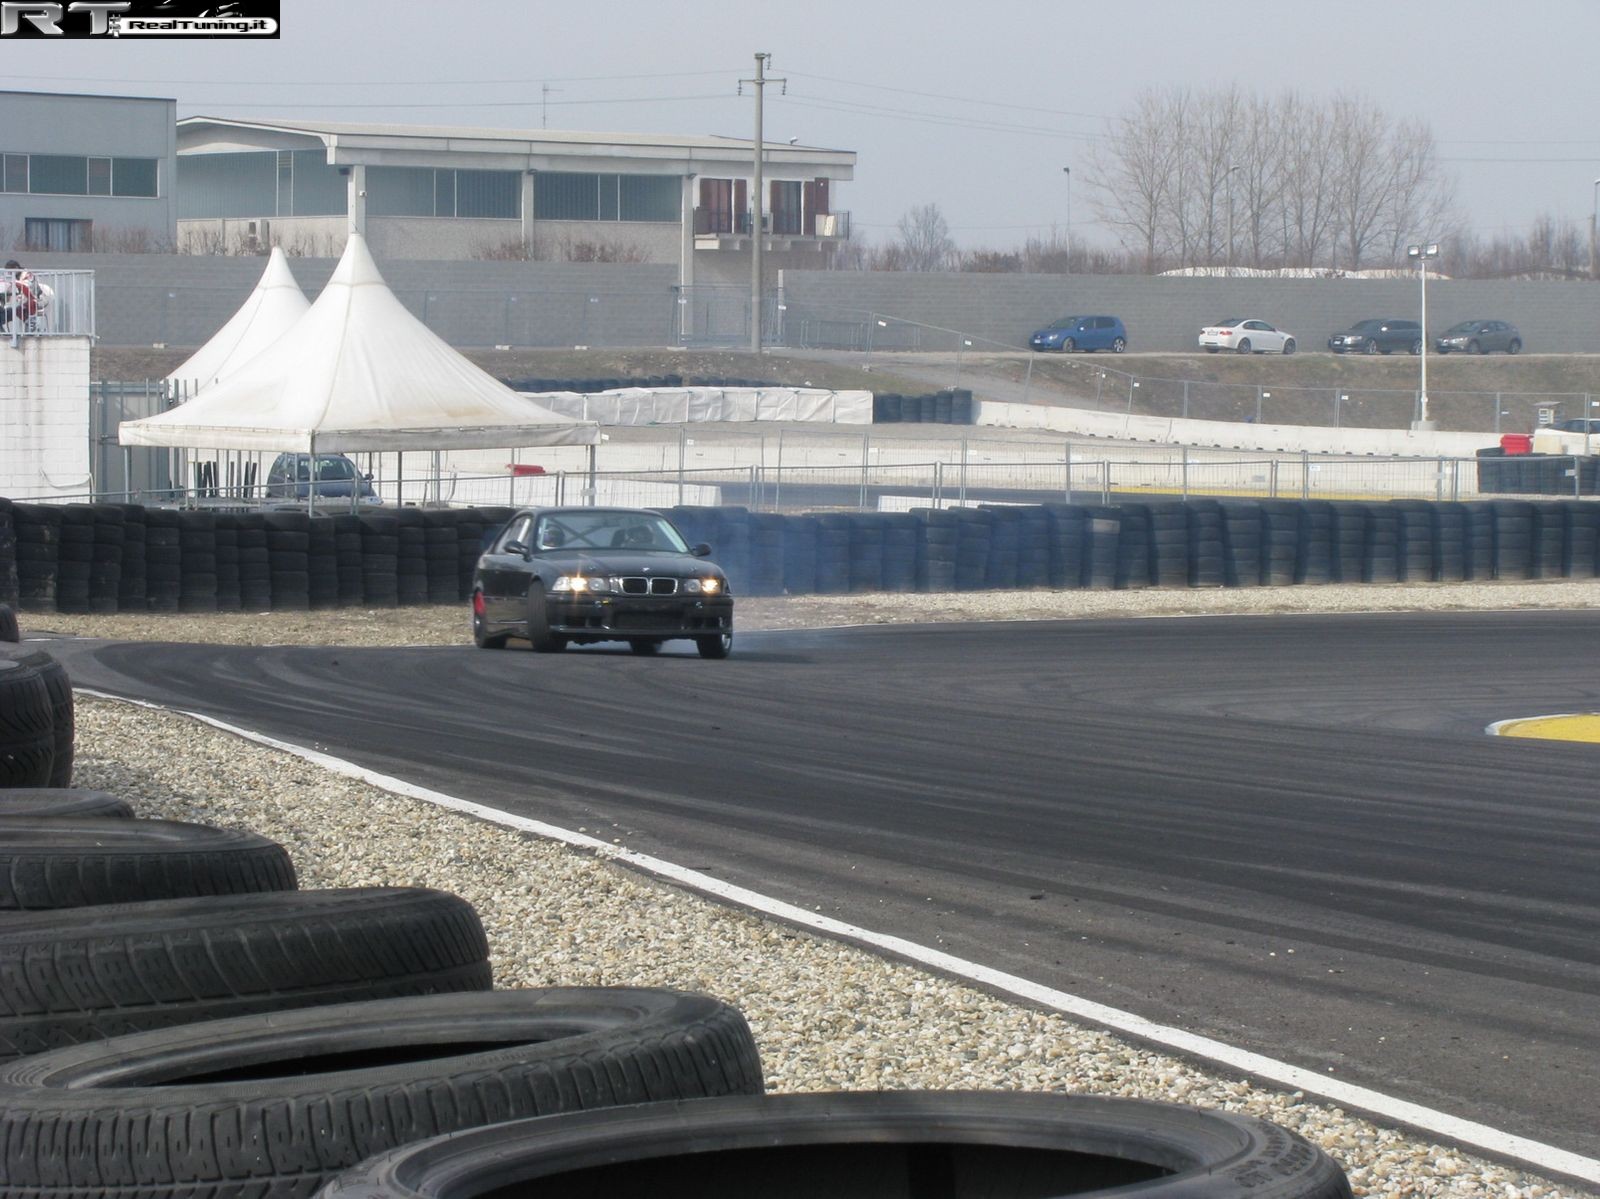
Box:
[747,512,788,595]
[360,512,401,608]
[0,686,768,1197]
[1041,503,1087,589]
[422,509,463,603]
[394,508,430,607]
[233,511,275,610]
[814,514,852,594]
[12,503,62,613]
[308,514,343,609]
[1184,499,1226,588]
[178,509,220,613]
[0,499,18,611]
[0,626,72,790]
[115,503,147,612]
[143,506,184,612]
[213,510,244,611]
[52,505,96,614]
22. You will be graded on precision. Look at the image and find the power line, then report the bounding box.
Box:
[784,69,1104,121]
[175,93,733,112]
[776,93,1097,141]
[3,68,742,88]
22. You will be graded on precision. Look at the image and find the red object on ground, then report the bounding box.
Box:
[508,464,547,476]
[1500,434,1533,455]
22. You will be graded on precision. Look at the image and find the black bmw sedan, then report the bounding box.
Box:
[471,506,733,658]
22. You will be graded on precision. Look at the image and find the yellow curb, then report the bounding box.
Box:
[1490,714,1600,743]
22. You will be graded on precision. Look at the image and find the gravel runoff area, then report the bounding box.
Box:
[21,579,1600,1199]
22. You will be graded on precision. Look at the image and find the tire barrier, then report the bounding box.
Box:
[2,648,74,787]
[0,988,765,1199]
[0,816,297,909]
[0,602,17,642]
[1475,448,1600,496]
[871,389,976,425]
[3,496,1600,613]
[0,887,492,1061]
[0,498,19,610]
[0,656,55,788]
[314,1091,1353,1199]
[0,788,132,818]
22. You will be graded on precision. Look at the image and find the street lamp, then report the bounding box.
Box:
[1225,165,1242,277]
[1590,177,1600,281]
[1406,242,1440,428]
[1062,166,1072,274]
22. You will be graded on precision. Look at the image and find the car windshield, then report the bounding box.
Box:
[1443,321,1479,334]
[1350,321,1384,332]
[533,511,689,553]
[312,456,355,481]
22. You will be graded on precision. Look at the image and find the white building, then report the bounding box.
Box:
[175,117,856,290]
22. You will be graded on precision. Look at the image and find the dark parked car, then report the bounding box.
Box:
[471,506,733,658]
[265,453,380,502]
[1435,320,1522,355]
[1027,315,1127,353]
[1327,318,1421,355]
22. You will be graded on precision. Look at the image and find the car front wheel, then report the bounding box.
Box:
[1060,338,1076,353]
[1410,339,1423,355]
[696,631,732,660]
[1468,339,1483,354]
[525,584,566,653]
[1363,338,1379,354]
[1282,338,1296,355]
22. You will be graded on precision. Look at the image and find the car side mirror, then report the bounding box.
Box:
[504,539,532,559]
[691,543,713,557]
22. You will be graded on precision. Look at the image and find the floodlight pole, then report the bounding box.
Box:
[1407,242,1440,428]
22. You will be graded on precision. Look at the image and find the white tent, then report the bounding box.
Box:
[163,247,310,395]
[120,233,599,454]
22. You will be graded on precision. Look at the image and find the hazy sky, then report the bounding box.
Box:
[12,0,1600,255]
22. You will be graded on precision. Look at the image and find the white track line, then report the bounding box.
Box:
[87,689,1600,1187]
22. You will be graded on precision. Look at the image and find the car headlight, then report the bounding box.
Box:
[683,577,723,595]
[552,575,613,594]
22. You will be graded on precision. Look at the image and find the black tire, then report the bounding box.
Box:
[0,817,297,910]
[0,603,17,642]
[7,648,73,786]
[1363,338,1379,354]
[1468,339,1483,354]
[525,582,565,653]
[1282,337,1296,355]
[0,887,492,1061]
[1061,337,1076,353]
[0,787,131,818]
[1507,338,1522,354]
[1111,336,1126,353]
[629,639,662,655]
[316,1091,1352,1199]
[1235,338,1251,354]
[697,631,733,659]
[0,988,765,1199]
[0,656,54,788]
[470,591,507,649]
[1410,339,1423,355]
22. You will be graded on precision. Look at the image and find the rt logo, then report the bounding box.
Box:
[1,2,130,34]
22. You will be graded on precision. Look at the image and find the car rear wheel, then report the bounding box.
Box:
[696,632,732,660]
[1060,337,1076,353]
[1282,338,1296,355]
[525,584,566,653]
[1235,338,1251,354]
[1507,339,1522,354]
[1111,337,1126,353]
[471,593,508,650]
[629,640,662,656]
[1363,338,1379,354]
[1410,339,1423,355]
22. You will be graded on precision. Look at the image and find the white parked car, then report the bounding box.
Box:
[1198,317,1297,355]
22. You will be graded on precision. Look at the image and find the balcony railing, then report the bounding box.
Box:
[2,269,95,340]
[692,208,851,240]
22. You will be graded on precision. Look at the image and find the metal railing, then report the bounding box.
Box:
[3,269,95,339]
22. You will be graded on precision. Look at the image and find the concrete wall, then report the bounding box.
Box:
[777,271,1600,354]
[0,338,93,499]
[19,252,682,349]
[0,92,177,249]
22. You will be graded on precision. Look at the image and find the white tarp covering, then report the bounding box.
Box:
[120,233,598,454]
[163,247,310,396]
[521,386,874,426]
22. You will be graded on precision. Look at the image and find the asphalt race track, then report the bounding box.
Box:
[46,610,1600,1172]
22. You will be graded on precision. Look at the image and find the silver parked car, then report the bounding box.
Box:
[1434,320,1522,355]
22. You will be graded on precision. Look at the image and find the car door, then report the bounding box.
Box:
[1246,320,1283,352]
[1085,317,1111,351]
[479,515,534,625]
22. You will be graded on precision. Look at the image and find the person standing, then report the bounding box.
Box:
[1,260,39,332]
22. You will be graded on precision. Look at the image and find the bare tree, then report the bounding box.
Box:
[894,203,956,271]
[1089,88,1186,272]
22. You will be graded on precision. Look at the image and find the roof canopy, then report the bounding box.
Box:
[164,246,309,393]
[120,233,599,454]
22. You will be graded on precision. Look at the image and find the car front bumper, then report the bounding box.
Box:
[547,594,734,638]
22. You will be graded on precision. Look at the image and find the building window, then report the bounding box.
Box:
[25,217,92,251]
[0,152,159,197]
[536,172,679,223]
[367,166,517,218]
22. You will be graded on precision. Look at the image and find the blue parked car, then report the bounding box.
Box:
[1027,314,1127,353]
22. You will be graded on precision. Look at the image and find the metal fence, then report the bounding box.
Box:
[3,268,95,339]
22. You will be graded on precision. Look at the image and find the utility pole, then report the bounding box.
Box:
[540,84,562,129]
[743,52,783,354]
